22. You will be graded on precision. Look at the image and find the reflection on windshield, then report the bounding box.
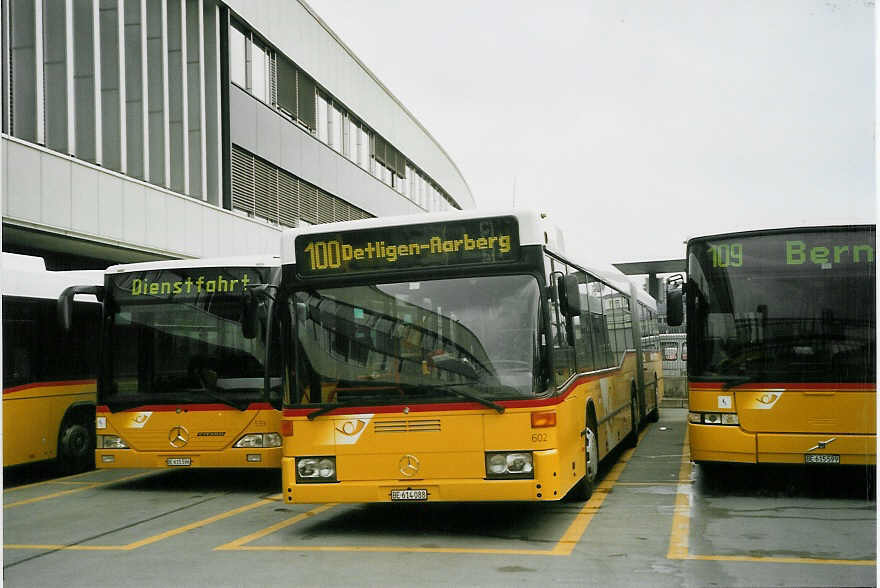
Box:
[106,296,279,410]
[289,275,542,406]
[688,230,875,383]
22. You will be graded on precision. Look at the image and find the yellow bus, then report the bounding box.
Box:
[59,255,284,469]
[3,253,103,472]
[667,225,875,466]
[274,210,663,503]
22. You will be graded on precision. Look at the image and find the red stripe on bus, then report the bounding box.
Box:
[282,370,620,417]
[94,402,274,412]
[689,382,875,391]
[3,379,96,395]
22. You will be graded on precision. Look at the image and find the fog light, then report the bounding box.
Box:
[247,454,262,462]
[101,454,115,463]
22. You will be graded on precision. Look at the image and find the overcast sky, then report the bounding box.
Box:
[306,0,875,273]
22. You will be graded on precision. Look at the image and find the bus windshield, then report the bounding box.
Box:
[104,267,279,411]
[288,274,542,407]
[687,228,875,384]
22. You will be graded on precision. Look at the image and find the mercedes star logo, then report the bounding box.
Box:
[399,454,420,477]
[806,437,837,452]
[168,425,189,448]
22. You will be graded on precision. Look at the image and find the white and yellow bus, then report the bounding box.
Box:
[60,255,284,469]
[3,253,103,472]
[274,210,663,503]
[667,225,875,466]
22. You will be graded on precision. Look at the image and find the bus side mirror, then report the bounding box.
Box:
[241,285,272,339]
[58,285,104,332]
[558,274,583,318]
[666,274,685,327]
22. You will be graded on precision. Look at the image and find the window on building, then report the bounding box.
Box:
[251,38,267,102]
[230,20,247,89]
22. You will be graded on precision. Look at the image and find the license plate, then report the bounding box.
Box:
[804,454,840,464]
[166,457,192,466]
[390,489,428,501]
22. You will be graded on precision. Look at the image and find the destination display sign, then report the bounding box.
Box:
[294,216,520,278]
[111,267,272,302]
[695,228,875,272]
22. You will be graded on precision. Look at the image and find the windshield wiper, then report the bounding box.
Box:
[431,384,505,414]
[719,375,762,391]
[307,400,367,420]
[188,385,250,411]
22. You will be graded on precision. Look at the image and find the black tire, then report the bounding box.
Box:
[646,373,660,423]
[569,411,598,501]
[624,389,639,449]
[58,416,94,474]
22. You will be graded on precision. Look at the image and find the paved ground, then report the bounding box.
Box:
[3,409,875,587]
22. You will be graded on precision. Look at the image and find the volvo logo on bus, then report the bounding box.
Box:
[168,426,190,448]
[399,454,420,477]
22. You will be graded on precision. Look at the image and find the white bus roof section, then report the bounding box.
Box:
[2,253,104,300]
[106,254,281,275]
[281,210,557,263]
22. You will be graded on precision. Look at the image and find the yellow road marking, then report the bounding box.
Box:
[4,496,279,551]
[4,472,154,509]
[215,504,337,550]
[3,470,100,493]
[665,433,876,566]
[218,427,650,555]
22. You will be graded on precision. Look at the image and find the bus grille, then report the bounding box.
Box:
[374,419,442,433]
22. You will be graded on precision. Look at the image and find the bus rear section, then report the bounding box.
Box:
[93,257,284,469]
[675,225,875,466]
[4,253,102,472]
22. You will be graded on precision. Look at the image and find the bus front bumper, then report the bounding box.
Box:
[96,447,281,469]
[281,451,570,504]
[688,424,876,465]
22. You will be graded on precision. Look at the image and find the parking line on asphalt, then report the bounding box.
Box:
[4,496,280,552]
[3,470,102,493]
[216,428,650,556]
[4,471,154,509]
[665,433,876,567]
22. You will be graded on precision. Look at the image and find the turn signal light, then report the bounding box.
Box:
[531,411,557,428]
[281,420,293,437]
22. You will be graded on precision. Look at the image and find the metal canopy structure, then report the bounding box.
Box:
[612,259,686,301]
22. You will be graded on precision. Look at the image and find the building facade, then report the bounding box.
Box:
[2,0,474,268]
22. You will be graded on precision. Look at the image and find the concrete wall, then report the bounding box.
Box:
[3,136,281,259]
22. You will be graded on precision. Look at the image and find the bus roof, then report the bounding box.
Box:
[2,253,104,300]
[685,223,875,245]
[281,209,561,263]
[105,254,281,275]
[280,210,657,310]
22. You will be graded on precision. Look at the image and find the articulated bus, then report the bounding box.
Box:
[3,253,103,472]
[275,210,663,503]
[667,225,875,467]
[60,255,284,469]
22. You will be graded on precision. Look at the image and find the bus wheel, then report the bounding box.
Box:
[58,416,93,474]
[646,374,660,423]
[569,413,598,501]
[625,389,639,448]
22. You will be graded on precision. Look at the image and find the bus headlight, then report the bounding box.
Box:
[485,451,534,479]
[234,433,283,448]
[99,435,128,449]
[295,457,337,483]
[689,412,739,426]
